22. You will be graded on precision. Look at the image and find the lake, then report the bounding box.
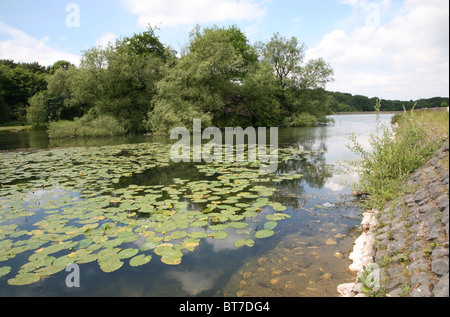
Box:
[0,114,393,297]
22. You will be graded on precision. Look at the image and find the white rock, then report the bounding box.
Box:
[337,283,355,297]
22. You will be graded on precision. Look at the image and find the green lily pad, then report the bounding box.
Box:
[264,221,277,230]
[255,229,274,239]
[188,231,208,239]
[129,254,152,267]
[0,266,11,277]
[7,273,40,286]
[209,231,227,240]
[117,248,138,259]
[234,238,255,248]
[98,256,123,273]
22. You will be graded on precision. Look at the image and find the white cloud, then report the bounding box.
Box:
[122,0,268,28]
[95,32,118,48]
[0,21,80,67]
[307,0,449,100]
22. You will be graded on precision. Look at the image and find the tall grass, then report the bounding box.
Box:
[48,115,126,139]
[347,100,443,209]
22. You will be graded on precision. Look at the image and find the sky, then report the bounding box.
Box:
[0,0,448,100]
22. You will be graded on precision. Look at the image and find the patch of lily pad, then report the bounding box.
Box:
[0,142,319,286]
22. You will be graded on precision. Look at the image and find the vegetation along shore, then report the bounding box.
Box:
[339,107,449,297]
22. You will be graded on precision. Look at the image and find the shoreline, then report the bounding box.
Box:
[338,139,449,297]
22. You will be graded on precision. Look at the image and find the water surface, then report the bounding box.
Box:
[0,114,393,296]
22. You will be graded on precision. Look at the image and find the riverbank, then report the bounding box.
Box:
[338,138,449,297]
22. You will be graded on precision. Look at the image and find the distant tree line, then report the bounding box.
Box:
[0,25,448,136]
[325,91,449,113]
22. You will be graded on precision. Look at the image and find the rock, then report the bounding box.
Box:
[337,283,355,297]
[410,285,432,297]
[325,238,337,245]
[242,272,252,279]
[414,188,429,204]
[320,273,332,281]
[431,246,449,258]
[431,257,449,276]
[436,194,449,211]
[433,273,449,297]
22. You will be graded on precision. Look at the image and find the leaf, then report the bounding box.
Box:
[7,273,40,286]
[188,231,208,239]
[117,248,138,259]
[129,254,152,267]
[255,230,274,239]
[98,257,123,273]
[0,266,11,278]
[139,241,158,251]
[209,231,228,240]
[264,221,277,230]
[234,238,254,248]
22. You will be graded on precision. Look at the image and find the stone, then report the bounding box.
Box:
[411,272,430,287]
[436,194,449,211]
[433,273,449,297]
[431,246,449,258]
[431,257,449,276]
[410,285,432,297]
[427,223,442,240]
[337,283,354,297]
[414,188,429,204]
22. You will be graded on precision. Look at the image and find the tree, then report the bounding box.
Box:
[27,91,48,126]
[49,60,74,74]
[74,39,165,133]
[0,62,47,121]
[121,26,176,63]
[148,26,245,134]
[257,32,306,90]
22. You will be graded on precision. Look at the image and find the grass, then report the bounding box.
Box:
[347,101,446,210]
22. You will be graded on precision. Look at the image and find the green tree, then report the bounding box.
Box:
[74,39,165,133]
[121,26,169,61]
[26,91,48,126]
[257,32,306,90]
[49,60,74,74]
[148,26,244,134]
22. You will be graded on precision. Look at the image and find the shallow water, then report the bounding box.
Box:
[0,114,393,296]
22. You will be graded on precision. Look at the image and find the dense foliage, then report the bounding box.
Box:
[1,25,448,136]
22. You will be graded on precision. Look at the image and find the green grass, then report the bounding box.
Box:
[0,121,32,133]
[347,101,444,209]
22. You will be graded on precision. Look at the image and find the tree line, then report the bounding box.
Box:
[0,25,447,137]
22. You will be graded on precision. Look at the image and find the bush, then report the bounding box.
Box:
[48,115,126,139]
[284,112,318,127]
[347,100,441,209]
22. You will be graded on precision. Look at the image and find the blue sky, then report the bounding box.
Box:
[1,0,448,100]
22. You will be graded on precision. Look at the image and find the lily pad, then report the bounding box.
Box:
[255,230,274,239]
[234,238,255,248]
[129,254,152,267]
[98,256,123,273]
[209,231,227,240]
[7,273,40,286]
[264,221,277,230]
[0,266,11,277]
[117,248,138,259]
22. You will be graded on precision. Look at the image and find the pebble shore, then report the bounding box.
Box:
[338,139,449,297]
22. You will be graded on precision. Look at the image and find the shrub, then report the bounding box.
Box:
[48,115,126,139]
[284,112,318,127]
[347,100,441,209]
